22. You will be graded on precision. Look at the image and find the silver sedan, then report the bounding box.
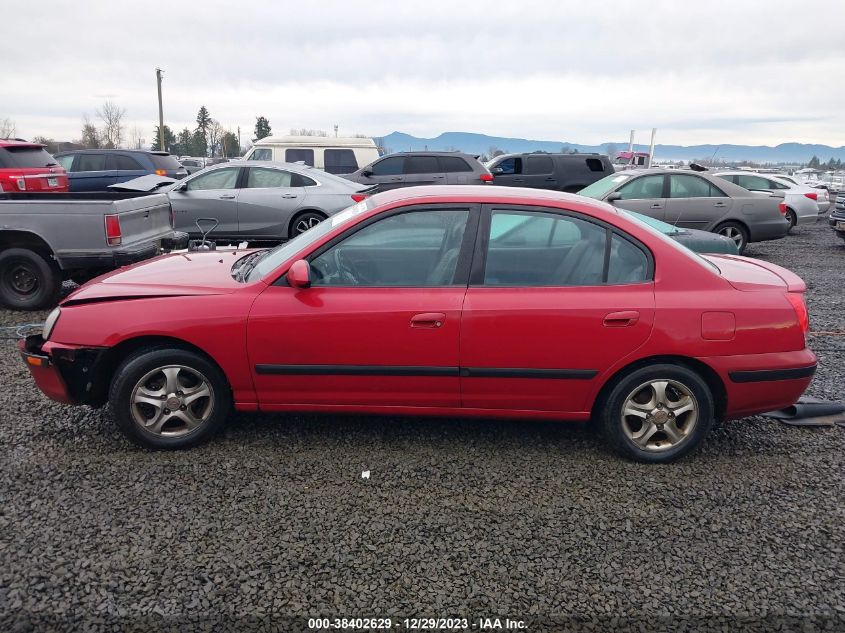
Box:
[579,169,789,253]
[167,161,371,241]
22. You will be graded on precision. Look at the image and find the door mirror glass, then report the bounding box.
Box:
[606,191,622,202]
[361,169,373,177]
[288,259,311,288]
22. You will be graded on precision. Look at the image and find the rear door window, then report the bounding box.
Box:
[324,149,358,175]
[56,155,74,171]
[76,154,107,172]
[525,155,554,175]
[404,156,440,174]
[585,158,606,172]
[735,174,773,191]
[439,156,473,172]
[669,174,720,198]
[285,148,314,166]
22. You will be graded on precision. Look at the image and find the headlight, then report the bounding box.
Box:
[43,307,61,340]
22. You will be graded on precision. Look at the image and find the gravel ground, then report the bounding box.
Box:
[1,222,843,632]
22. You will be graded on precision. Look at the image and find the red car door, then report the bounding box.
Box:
[460,205,656,415]
[248,205,478,409]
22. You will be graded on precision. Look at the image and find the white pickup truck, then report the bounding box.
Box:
[0,192,187,309]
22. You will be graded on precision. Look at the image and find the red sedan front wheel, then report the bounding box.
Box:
[109,347,232,449]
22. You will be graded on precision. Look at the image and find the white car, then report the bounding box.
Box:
[243,136,380,176]
[714,172,823,230]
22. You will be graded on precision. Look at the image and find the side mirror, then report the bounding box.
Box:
[606,191,622,202]
[361,170,373,178]
[173,182,187,192]
[288,259,311,289]
[491,167,504,175]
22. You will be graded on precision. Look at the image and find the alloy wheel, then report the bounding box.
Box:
[718,226,744,249]
[294,215,323,235]
[620,379,699,452]
[130,365,215,437]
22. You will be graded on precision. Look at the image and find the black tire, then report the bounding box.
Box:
[108,347,232,449]
[0,248,62,310]
[714,221,749,254]
[785,208,797,233]
[598,363,714,463]
[289,211,326,237]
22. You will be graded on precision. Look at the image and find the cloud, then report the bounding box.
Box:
[4,0,845,146]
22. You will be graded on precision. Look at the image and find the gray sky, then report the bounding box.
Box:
[4,0,845,147]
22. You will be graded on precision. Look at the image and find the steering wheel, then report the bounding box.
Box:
[333,249,359,285]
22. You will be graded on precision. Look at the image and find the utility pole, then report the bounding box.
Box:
[334,124,338,137]
[237,126,241,155]
[156,68,165,151]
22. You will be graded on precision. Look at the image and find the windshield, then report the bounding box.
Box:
[618,209,719,272]
[578,174,630,199]
[246,200,371,281]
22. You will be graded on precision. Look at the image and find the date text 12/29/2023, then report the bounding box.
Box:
[307,617,527,630]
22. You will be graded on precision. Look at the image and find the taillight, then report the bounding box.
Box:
[350,194,368,202]
[480,173,493,182]
[786,292,809,335]
[804,192,818,201]
[154,169,167,176]
[10,175,25,191]
[778,201,787,214]
[105,214,122,246]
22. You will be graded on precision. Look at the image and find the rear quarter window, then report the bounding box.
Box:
[439,156,473,172]
[148,154,182,170]
[324,149,358,175]
[585,158,606,172]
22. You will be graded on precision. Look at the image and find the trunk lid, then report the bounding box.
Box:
[702,254,806,292]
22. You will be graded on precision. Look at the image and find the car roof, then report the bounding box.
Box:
[0,138,45,149]
[495,151,606,159]
[54,149,171,156]
[368,184,619,214]
[252,135,377,148]
[382,151,474,157]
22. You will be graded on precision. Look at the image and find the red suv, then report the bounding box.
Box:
[0,139,68,192]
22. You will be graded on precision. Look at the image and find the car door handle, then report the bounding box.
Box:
[219,194,236,199]
[714,202,727,207]
[513,178,524,182]
[603,311,640,327]
[281,193,298,199]
[545,177,556,181]
[410,312,445,328]
[650,203,663,209]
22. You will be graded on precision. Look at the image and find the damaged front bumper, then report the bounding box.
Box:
[19,335,108,406]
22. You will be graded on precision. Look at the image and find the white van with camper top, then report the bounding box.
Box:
[243,136,380,176]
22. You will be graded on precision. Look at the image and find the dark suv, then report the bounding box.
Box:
[55,149,188,192]
[486,152,613,193]
[343,151,492,191]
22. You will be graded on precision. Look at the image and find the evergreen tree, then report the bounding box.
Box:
[254,116,271,140]
[151,125,176,152]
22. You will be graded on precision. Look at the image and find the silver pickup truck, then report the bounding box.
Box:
[0,192,187,309]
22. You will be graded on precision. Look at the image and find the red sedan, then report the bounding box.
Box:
[20,186,816,463]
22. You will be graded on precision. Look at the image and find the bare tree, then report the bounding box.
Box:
[79,114,101,149]
[97,100,126,148]
[208,120,224,157]
[289,128,328,137]
[129,124,144,150]
[0,117,16,138]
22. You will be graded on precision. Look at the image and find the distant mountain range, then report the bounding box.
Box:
[380,131,845,164]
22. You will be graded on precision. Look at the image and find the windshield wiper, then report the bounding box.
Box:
[232,250,269,282]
